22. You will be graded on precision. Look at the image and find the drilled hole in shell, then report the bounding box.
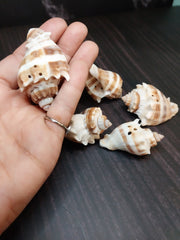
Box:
[34,65,37,68]
[128,131,132,135]
[39,72,42,76]
[28,75,32,78]
[138,119,142,124]
[134,128,137,130]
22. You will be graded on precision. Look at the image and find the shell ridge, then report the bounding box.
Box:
[102,71,113,91]
[19,53,67,75]
[111,74,122,97]
[119,126,135,154]
[26,39,56,54]
[123,120,145,154]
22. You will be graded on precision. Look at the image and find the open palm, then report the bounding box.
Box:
[0,18,98,234]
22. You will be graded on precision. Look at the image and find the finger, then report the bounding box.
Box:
[46,41,99,136]
[0,18,68,89]
[57,21,88,62]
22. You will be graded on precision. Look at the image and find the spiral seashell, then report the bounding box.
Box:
[66,107,112,145]
[86,64,123,103]
[100,119,164,156]
[122,83,178,126]
[17,28,70,111]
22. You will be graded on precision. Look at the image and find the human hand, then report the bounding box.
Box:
[0,18,98,234]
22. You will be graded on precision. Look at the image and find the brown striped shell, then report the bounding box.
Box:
[100,119,164,156]
[86,64,123,103]
[122,83,178,126]
[65,107,112,145]
[17,28,69,111]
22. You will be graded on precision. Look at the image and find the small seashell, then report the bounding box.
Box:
[17,28,70,111]
[122,82,178,126]
[100,119,164,156]
[86,64,123,103]
[66,107,112,145]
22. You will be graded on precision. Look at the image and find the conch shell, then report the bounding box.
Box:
[66,107,112,145]
[122,83,178,126]
[17,28,69,111]
[86,64,123,103]
[100,119,164,156]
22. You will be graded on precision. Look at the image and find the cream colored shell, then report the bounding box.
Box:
[122,83,178,126]
[66,107,112,145]
[17,28,69,111]
[100,119,164,156]
[86,64,123,103]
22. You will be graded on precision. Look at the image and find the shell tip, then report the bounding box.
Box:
[122,93,130,106]
[171,102,179,116]
[27,28,35,37]
[99,135,111,150]
[99,138,106,148]
[105,119,112,128]
[62,71,70,82]
[153,132,164,142]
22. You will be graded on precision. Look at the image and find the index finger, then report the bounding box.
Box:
[0,18,68,89]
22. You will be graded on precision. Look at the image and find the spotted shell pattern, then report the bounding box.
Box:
[86,64,123,103]
[122,83,178,126]
[17,28,69,111]
[100,119,164,156]
[65,107,112,145]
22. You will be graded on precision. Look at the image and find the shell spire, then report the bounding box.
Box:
[152,132,164,144]
[83,107,112,134]
[65,107,112,145]
[100,119,164,156]
[122,83,179,126]
[86,64,123,103]
[17,28,70,111]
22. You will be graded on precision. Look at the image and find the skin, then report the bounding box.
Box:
[0,18,99,234]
